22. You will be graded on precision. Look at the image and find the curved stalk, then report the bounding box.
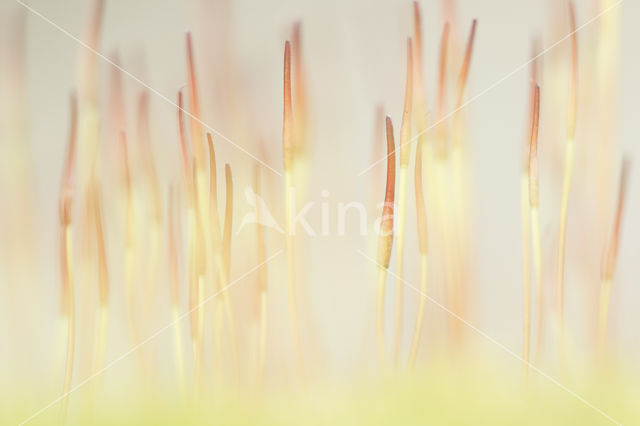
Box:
[376,117,396,368]
[409,138,428,369]
[527,86,543,362]
[555,3,578,364]
[597,160,629,360]
[521,172,531,381]
[283,41,304,377]
[393,38,413,370]
[59,94,77,425]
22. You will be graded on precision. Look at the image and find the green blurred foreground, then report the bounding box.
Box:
[5,359,638,425]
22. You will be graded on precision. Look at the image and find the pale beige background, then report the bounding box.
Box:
[0,0,638,386]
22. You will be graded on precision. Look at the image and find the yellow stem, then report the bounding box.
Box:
[194,274,205,395]
[214,298,224,382]
[530,206,544,361]
[145,223,161,317]
[258,291,268,387]
[214,251,239,378]
[197,274,205,358]
[555,138,574,364]
[285,171,304,377]
[172,306,186,397]
[124,246,141,350]
[597,278,612,361]
[435,158,455,335]
[393,166,408,369]
[521,173,531,382]
[376,265,387,367]
[451,127,467,319]
[91,304,108,378]
[60,225,75,425]
[87,304,108,415]
[408,254,428,368]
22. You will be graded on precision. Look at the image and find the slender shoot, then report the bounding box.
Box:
[528,85,544,362]
[376,116,396,367]
[393,38,413,370]
[597,159,630,360]
[283,40,305,377]
[555,1,578,364]
[409,139,428,368]
[59,94,78,424]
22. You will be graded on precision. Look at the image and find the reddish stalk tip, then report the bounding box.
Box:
[567,1,578,140]
[437,22,451,117]
[377,116,397,268]
[602,159,631,281]
[528,85,541,207]
[283,41,294,172]
[456,19,478,108]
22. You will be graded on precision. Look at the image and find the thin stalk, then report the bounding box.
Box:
[522,41,539,382]
[185,33,204,170]
[168,187,186,396]
[60,225,75,425]
[191,164,207,390]
[528,85,543,362]
[207,135,240,379]
[555,2,578,364]
[409,140,428,369]
[376,117,397,368]
[433,24,457,339]
[258,292,268,386]
[412,1,428,145]
[596,278,612,359]
[59,94,77,425]
[283,41,304,377]
[292,21,309,192]
[137,92,162,320]
[186,40,211,381]
[87,182,109,409]
[521,171,531,382]
[77,0,103,183]
[222,164,240,378]
[597,160,629,360]
[393,38,413,370]
[450,20,477,321]
[120,132,142,362]
[206,136,224,379]
[177,93,200,387]
[254,165,268,386]
[393,168,408,367]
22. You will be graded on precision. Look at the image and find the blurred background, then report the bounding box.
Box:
[0,0,639,423]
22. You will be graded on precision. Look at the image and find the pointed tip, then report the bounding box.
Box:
[283,40,294,172]
[456,19,478,107]
[293,20,302,40]
[399,38,414,166]
[377,115,396,268]
[567,1,578,140]
[528,84,541,206]
[413,1,423,53]
[602,158,631,280]
[437,23,451,114]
